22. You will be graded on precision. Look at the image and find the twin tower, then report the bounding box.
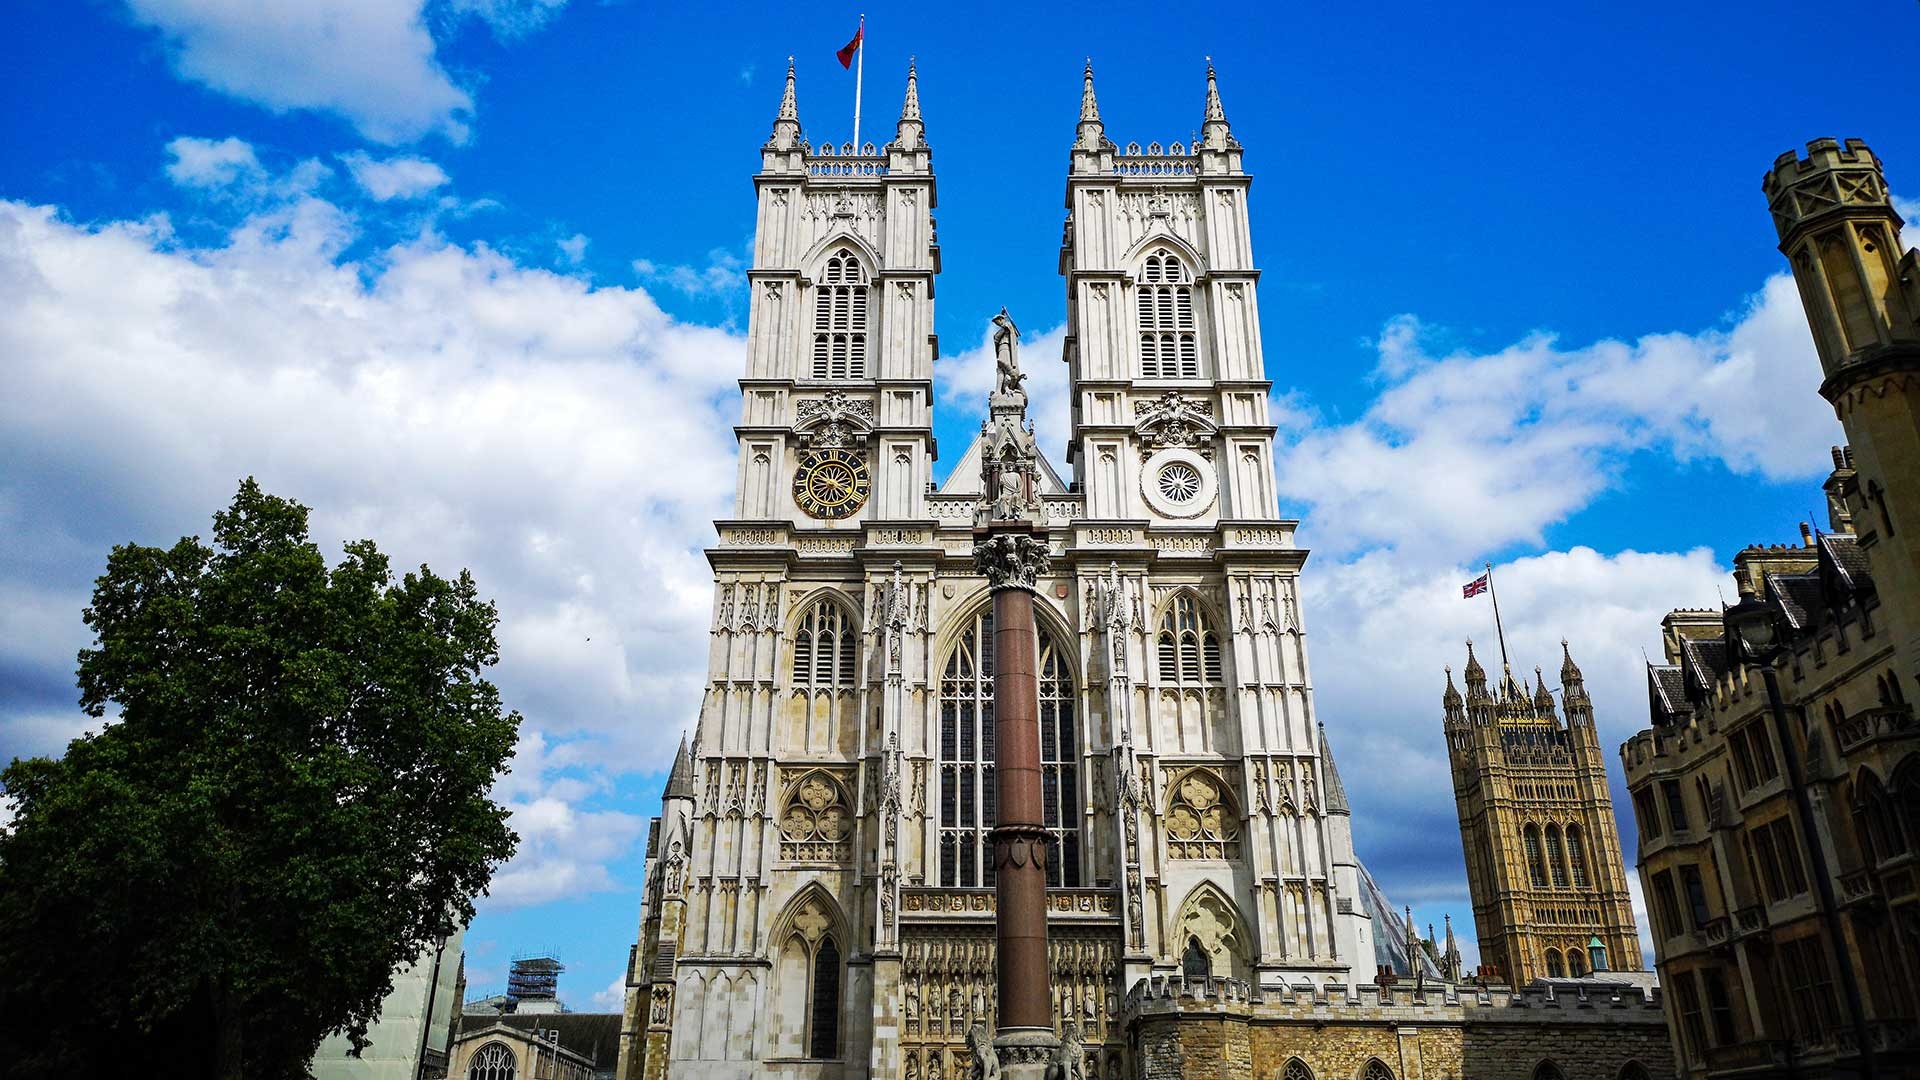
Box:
[621,60,1378,1080]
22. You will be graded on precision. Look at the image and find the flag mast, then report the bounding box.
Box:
[1484,561,1512,672]
[852,13,865,149]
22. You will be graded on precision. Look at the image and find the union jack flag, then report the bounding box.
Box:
[1461,573,1490,599]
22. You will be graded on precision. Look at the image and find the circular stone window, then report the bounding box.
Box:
[1141,448,1216,518]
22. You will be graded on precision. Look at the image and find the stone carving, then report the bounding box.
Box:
[881,862,899,933]
[650,984,671,1025]
[992,308,1026,397]
[967,1025,999,1080]
[1165,770,1241,859]
[795,389,875,449]
[662,839,685,896]
[972,533,1050,592]
[1047,1024,1086,1080]
[778,769,853,861]
[1133,391,1217,458]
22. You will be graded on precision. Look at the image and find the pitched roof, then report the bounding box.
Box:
[1318,724,1349,814]
[1648,664,1688,726]
[1769,571,1823,631]
[1821,534,1872,593]
[459,1013,624,1068]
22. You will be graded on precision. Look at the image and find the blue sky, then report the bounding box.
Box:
[4,0,1918,1009]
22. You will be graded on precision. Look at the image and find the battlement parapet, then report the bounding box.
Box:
[1762,138,1896,241]
[1122,974,1662,1026]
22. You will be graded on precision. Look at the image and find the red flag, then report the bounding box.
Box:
[836,24,863,68]
[1461,573,1489,599]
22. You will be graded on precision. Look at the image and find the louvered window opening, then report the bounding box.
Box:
[938,609,1081,888]
[1546,826,1569,888]
[1524,825,1548,888]
[1138,250,1198,379]
[1157,594,1224,685]
[1567,826,1589,887]
[793,600,856,689]
[811,251,868,380]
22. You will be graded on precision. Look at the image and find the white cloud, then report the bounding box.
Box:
[1276,275,1845,567]
[557,233,589,266]
[164,135,262,188]
[444,0,569,38]
[589,975,627,1012]
[124,0,519,143]
[341,151,450,201]
[934,319,1071,471]
[631,249,747,298]
[0,150,739,902]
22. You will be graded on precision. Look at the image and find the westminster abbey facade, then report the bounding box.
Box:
[613,61,1673,1080]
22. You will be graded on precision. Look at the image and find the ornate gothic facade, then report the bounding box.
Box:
[614,61,1380,1080]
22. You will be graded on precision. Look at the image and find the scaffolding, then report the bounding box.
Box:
[505,953,564,1008]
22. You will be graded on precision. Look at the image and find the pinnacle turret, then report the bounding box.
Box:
[1443,665,1463,710]
[769,56,802,150]
[1075,59,1105,151]
[1318,723,1350,814]
[1463,641,1487,690]
[1533,667,1556,715]
[1559,639,1584,686]
[664,735,695,799]
[893,58,925,151]
[1200,58,1234,152]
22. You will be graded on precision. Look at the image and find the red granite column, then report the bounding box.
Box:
[990,565,1051,1033]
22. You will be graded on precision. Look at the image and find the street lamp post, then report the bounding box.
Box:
[1725,596,1874,1077]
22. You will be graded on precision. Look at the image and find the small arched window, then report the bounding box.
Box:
[793,598,857,689]
[1182,936,1211,980]
[1524,824,1548,888]
[1545,825,1569,888]
[1282,1058,1314,1080]
[1568,947,1588,977]
[1566,825,1589,887]
[811,250,868,379]
[1157,593,1223,685]
[1533,1062,1568,1080]
[1545,948,1564,978]
[469,1043,516,1080]
[1618,1061,1652,1080]
[1363,1060,1395,1080]
[1137,249,1198,379]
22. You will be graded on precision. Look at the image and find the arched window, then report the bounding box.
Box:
[469,1043,516,1080]
[811,250,868,379]
[1182,936,1211,980]
[1852,770,1909,866]
[1137,249,1198,379]
[1524,825,1548,888]
[1566,825,1589,887]
[1157,593,1223,685]
[809,936,841,1057]
[938,609,1080,887]
[1545,948,1564,978]
[1282,1058,1314,1080]
[1533,1062,1567,1080]
[793,598,856,689]
[1545,825,1569,888]
[774,893,843,1059]
[1363,1059,1395,1080]
[1617,1061,1652,1080]
[1568,946,1588,977]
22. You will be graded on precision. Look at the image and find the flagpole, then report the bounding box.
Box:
[1485,562,1511,672]
[851,13,865,149]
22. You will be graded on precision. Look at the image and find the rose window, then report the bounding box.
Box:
[1165,771,1241,859]
[1158,462,1203,504]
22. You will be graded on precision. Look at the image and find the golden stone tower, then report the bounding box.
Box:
[1443,643,1643,984]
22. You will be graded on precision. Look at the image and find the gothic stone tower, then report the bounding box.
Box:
[618,61,1377,1080]
[1443,644,1642,984]
[1765,139,1920,670]
[1054,60,1375,1000]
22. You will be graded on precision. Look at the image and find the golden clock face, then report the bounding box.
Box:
[793,449,870,519]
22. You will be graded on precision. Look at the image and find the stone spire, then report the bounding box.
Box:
[1200,58,1233,150]
[1463,641,1488,696]
[1533,667,1557,717]
[1560,639,1585,690]
[1075,59,1105,151]
[1560,640,1593,726]
[1318,722,1350,814]
[769,56,802,150]
[1443,666,1463,709]
[664,734,695,799]
[1442,914,1463,979]
[893,58,924,150]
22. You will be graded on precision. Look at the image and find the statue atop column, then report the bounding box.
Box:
[992,308,1026,400]
[975,308,1046,535]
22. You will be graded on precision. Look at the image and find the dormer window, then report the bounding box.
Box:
[1137,250,1197,379]
[811,251,868,379]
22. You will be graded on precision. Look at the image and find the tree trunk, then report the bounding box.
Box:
[211,977,244,1080]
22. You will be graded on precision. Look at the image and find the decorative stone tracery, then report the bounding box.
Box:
[778,768,854,862]
[1163,769,1242,859]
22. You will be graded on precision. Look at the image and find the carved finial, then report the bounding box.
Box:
[780,57,799,121]
[1201,59,1231,148]
[901,58,921,121]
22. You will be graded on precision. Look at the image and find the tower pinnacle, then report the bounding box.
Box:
[1075,59,1105,151]
[769,56,802,150]
[1200,58,1233,151]
[893,58,925,152]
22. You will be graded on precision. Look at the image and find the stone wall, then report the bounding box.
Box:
[1128,975,1674,1080]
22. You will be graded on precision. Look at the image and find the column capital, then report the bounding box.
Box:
[972,527,1051,591]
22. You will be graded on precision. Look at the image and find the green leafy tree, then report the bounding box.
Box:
[0,480,520,1079]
